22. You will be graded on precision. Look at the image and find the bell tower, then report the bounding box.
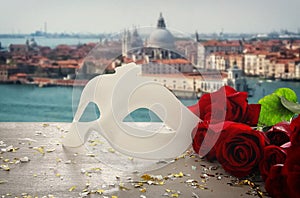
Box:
[227,62,247,92]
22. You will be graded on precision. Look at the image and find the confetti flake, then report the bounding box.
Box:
[42,123,50,127]
[96,189,104,194]
[173,172,184,178]
[20,156,30,163]
[33,146,45,155]
[192,192,200,198]
[64,160,72,164]
[86,153,95,157]
[90,167,102,172]
[185,179,198,184]
[128,157,134,161]
[134,183,144,188]
[139,188,147,193]
[46,148,56,153]
[2,145,19,152]
[141,174,152,181]
[69,186,77,192]
[0,180,8,184]
[0,164,10,171]
[119,183,130,191]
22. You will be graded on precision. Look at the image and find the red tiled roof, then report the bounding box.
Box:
[202,40,242,47]
[151,58,191,64]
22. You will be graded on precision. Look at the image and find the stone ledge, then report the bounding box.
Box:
[0,122,266,197]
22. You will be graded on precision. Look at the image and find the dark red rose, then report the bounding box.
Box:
[192,121,224,161]
[290,116,300,146]
[215,122,266,178]
[188,86,261,126]
[265,164,289,198]
[284,145,300,197]
[192,121,209,154]
[259,145,288,181]
[266,121,292,146]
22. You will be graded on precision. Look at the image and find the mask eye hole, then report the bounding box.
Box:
[78,102,100,122]
[123,108,163,122]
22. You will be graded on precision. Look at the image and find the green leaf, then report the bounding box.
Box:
[258,88,297,126]
[280,96,300,114]
[274,88,297,102]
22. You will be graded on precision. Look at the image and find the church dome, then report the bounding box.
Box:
[147,13,175,50]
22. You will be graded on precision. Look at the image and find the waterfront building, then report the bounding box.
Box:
[295,63,300,79]
[197,40,243,69]
[0,66,8,81]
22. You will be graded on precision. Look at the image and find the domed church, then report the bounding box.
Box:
[119,13,194,74]
[147,13,175,50]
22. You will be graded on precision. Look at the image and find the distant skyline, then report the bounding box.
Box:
[1,0,299,35]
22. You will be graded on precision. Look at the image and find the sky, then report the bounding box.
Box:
[0,0,299,34]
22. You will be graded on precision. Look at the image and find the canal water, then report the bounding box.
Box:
[1,78,300,122]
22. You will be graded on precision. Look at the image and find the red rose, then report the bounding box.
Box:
[284,145,300,197]
[192,121,224,161]
[215,122,266,178]
[265,164,289,198]
[266,121,292,146]
[188,86,261,126]
[192,121,209,154]
[290,115,300,146]
[259,145,288,181]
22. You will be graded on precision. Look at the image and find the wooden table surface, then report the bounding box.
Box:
[0,122,267,198]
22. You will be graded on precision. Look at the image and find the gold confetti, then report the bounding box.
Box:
[56,173,61,177]
[119,183,130,191]
[69,186,77,192]
[42,123,50,127]
[173,172,184,178]
[239,179,264,198]
[134,183,144,188]
[108,148,115,153]
[96,189,104,194]
[112,196,118,198]
[171,193,179,197]
[139,188,147,193]
[33,146,45,155]
[90,167,102,172]
[141,174,152,181]
[3,159,9,163]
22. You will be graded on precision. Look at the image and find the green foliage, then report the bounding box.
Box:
[258,88,297,126]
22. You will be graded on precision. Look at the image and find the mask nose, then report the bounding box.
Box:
[62,120,99,147]
[62,77,100,147]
